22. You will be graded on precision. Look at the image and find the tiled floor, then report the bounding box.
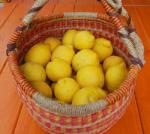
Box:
[0,0,150,134]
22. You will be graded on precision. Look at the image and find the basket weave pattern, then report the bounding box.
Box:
[15,78,135,134]
[7,0,144,133]
[8,15,138,133]
[15,80,135,134]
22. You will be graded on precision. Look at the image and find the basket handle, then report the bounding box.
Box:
[99,0,145,67]
[6,0,49,56]
[7,0,144,104]
[6,0,145,67]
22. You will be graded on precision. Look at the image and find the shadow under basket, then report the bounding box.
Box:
[8,13,139,134]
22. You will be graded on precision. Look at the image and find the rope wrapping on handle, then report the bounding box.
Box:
[100,0,142,67]
[6,0,48,56]
[106,0,128,17]
[23,0,48,24]
[118,28,139,59]
[6,22,28,56]
[102,0,145,65]
[126,16,145,64]
[129,32,145,63]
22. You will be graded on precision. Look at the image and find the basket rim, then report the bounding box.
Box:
[16,15,117,49]
[31,69,136,116]
[8,14,139,116]
[31,12,111,26]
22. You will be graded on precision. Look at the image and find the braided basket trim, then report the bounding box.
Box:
[8,14,139,116]
[6,0,143,132]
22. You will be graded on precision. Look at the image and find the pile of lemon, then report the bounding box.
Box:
[20,30,128,105]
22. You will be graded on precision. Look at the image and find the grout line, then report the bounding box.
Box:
[56,0,59,4]
[133,5,150,51]
[132,7,146,133]
[38,0,150,6]
[125,4,150,7]
[73,4,75,12]
[129,0,150,7]
[2,1,148,134]
[1,2,26,134]
[52,2,57,15]
[134,93,145,134]
[0,58,8,76]
[35,1,150,7]
[0,3,18,30]
[0,2,20,76]
[73,0,77,12]
[11,104,23,134]
[11,3,57,133]
[51,1,57,15]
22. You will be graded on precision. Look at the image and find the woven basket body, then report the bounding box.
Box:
[6,0,145,133]
[8,14,139,134]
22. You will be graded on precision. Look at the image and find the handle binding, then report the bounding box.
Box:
[23,0,48,24]
[6,0,145,67]
[100,0,145,66]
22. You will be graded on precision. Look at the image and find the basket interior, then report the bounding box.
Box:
[16,16,132,65]
[13,15,136,117]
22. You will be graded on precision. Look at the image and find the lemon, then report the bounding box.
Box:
[72,49,99,71]
[50,82,56,97]
[74,31,95,50]
[31,81,52,97]
[103,56,126,72]
[46,58,72,81]
[72,87,107,105]
[20,62,46,81]
[44,37,61,51]
[25,43,51,66]
[105,62,128,92]
[54,78,80,103]
[62,30,77,47]
[51,82,56,91]
[93,38,113,62]
[51,45,75,64]
[99,64,103,70]
[76,65,104,88]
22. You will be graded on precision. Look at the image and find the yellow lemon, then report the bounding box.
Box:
[44,37,61,51]
[51,82,56,91]
[105,62,128,92]
[20,62,46,81]
[76,65,104,88]
[93,38,113,62]
[103,56,126,72]
[31,81,52,97]
[74,31,95,50]
[54,78,80,103]
[72,49,99,71]
[50,82,56,96]
[51,45,75,64]
[25,43,51,66]
[46,58,72,81]
[99,64,103,71]
[72,87,107,105]
[62,30,77,47]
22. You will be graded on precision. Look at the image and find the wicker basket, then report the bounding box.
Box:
[6,0,145,133]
